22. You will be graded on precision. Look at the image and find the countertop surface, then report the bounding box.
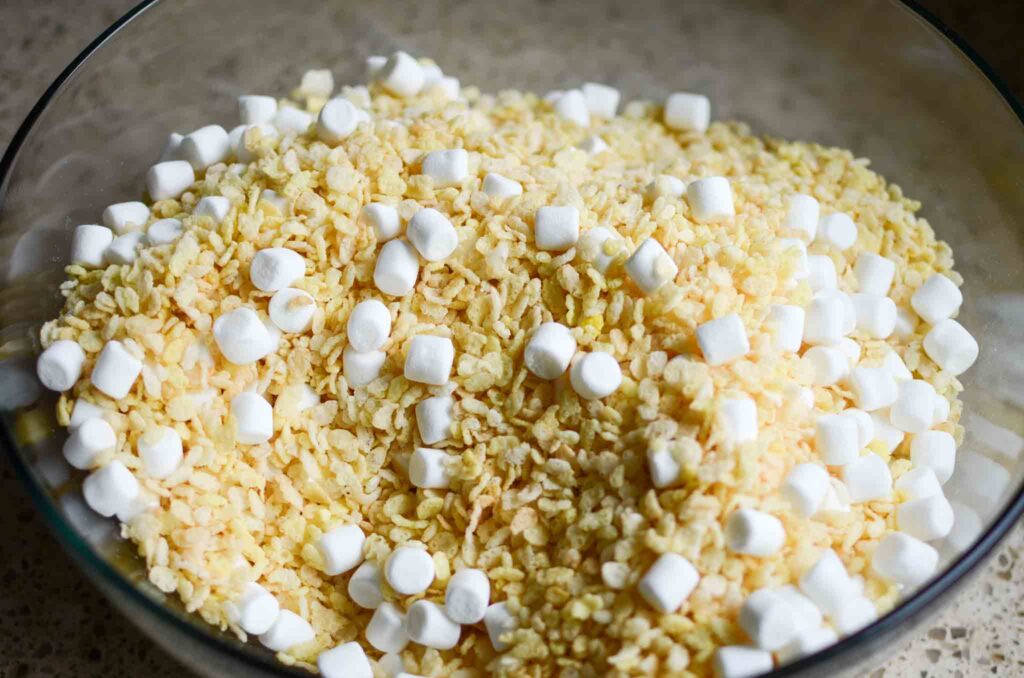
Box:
[1,1,1023,676]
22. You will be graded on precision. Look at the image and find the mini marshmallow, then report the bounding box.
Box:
[102,201,150,234]
[578,135,609,154]
[416,395,453,445]
[945,501,982,552]
[638,553,700,613]
[159,132,183,161]
[842,408,874,450]
[645,174,686,199]
[872,532,938,587]
[785,384,815,411]
[775,585,823,634]
[570,351,622,400]
[804,346,847,386]
[239,95,277,125]
[713,646,773,678]
[232,392,273,444]
[445,568,490,624]
[386,546,435,595]
[259,610,315,651]
[82,460,139,517]
[105,231,146,265]
[838,337,861,367]
[911,273,962,324]
[146,160,195,200]
[910,431,956,484]
[647,445,681,489]
[71,224,114,268]
[137,426,183,479]
[696,314,749,366]
[842,453,892,502]
[725,509,785,556]
[553,89,590,126]
[851,293,896,339]
[739,589,797,651]
[582,82,620,118]
[63,417,116,470]
[408,208,458,261]
[69,398,105,430]
[816,414,859,466]
[777,628,837,665]
[524,322,577,380]
[348,561,384,609]
[803,294,846,346]
[798,549,857,616]
[421,149,468,187]
[534,205,580,251]
[37,340,86,392]
[768,305,804,353]
[483,602,517,651]
[269,288,316,333]
[847,367,898,411]
[319,642,372,678]
[816,212,857,250]
[894,306,919,338]
[347,300,391,352]
[379,52,424,97]
[317,98,361,144]
[365,55,387,80]
[820,477,852,513]
[923,319,978,376]
[951,450,1009,514]
[806,255,837,292]
[870,410,906,454]
[361,203,402,242]
[91,340,142,399]
[374,239,420,296]
[854,253,896,295]
[881,348,913,382]
[898,491,954,541]
[272,106,314,135]
[147,218,184,246]
[195,195,230,223]
[783,194,819,241]
[580,226,620,274]
[664,92,711,133]
[832,596,877,636]
[404,334,455,386]
[213,308,273,365]
[409,447,452,489]
[482,173,523,199]
[343,346,386,387]
[889,379,936,434]
[318,524,366,575]
[225,583,280,635]
[687,176,734,221]
[780,238,809,280]
[407,600,460,650]
[250,247,306,292]
[896,466,942,500]
[932,394,950,425]
[366,602,409,653]
[179,125,230,170]
[720,397,757,445]
[625,237,678,293]
[781,463,830,518]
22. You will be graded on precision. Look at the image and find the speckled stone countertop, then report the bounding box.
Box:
[1,1,1023,676]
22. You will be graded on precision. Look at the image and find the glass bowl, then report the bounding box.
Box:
[2,0,1023,676]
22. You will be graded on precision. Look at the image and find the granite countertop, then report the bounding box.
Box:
[1,1,1022,676]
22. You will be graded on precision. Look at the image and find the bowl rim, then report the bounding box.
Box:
[2,0,1023,675]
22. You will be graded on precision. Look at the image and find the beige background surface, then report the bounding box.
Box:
[1,1,1022,676]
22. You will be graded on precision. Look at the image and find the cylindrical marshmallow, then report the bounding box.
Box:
[366,602,409,653]
[104,231,146,265]
[102,201,150,234]
[385,546,435,595]
[258,610,315,651]
[713,646,773,678]
[69,398,106,430]
[832,596,877,636]
[213,307,273,365]
[798,549,857,616]
[781,463,830,518]
[719,397,758,445]
[269,288,316,333]
[945,501,983,552]
[816,414,859,466]
[445,568,490,624]
[842,453,893,503]
[777,627,837,665]
[774,585,822,635]
[483,602,517,651]
[871,532,938,587]
[851,293,897,339]
[343,346,386,387]
[923,318,978,376]
[239,95,278,125]
[82,460,139,517]
[645,174,686,200]
[647,445,681,489]
[804,346,847,386]
[725,509,785,557]
[319,642,373,678]
[739,588,797,651]
[482,173,523,199]
[910,430,956,484]
[147,218,184,246]
[889,379,936,434]
[404,334,455,386]
[579,226,620,274]
[816,212,857,250]
[318,524,366,575]
[272,106,314,135]
[70,224,114,268]
[638,553,700,613]
[686,176,733,221]
[63,417,116,470]
[250,247,306,292]
[897,492,954,541]
[37,340,86,392]
[137,425,183,479]
[807,255,837,292]
[534,205,580,251]
[783,194,819,241]
[664,92,711,133]
[408,208,458,261]
[374,239,420,296]
[882,348,913,381]
[696,314,749,366]
[91,340,142,399]
[348,561,384,610]
[146,160,195,200]
[911,273,963,324]
[582,82,620,118]
[524,322,577,380]
[406,600,460,650]
[421,149,468,187]
[379,51,424,97]
[347,300,392,353]
[847,367,898,411]
[553,89,590,126]
[180,125,230,169]
[225,582,280,635]
[842,408,874,450]
[361,203,402,242]
[895,466,942,500]
[317,98,361,144]
[570,351,622,400]
[780,238,809,281]
[854,253,896,295]
[870,410,905,454]
[803,295,846,346]
[232,391,273,445]
[769,305,805,353]
[625,237,678,293]
[409,447,453,489]
[415,395,453,445]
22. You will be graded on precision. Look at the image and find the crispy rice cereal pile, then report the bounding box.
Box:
[41,66,965,677]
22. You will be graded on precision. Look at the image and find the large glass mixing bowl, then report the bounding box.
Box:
[2,0,1023,676]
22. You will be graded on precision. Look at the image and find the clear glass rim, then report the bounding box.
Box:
[2,0,1022,674]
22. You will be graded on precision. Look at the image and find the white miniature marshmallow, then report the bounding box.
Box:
[406,600,460,650]
[832,596,877,636]
[37,340,86,392]
[232,392,273,444]
[483,602,517,651]
[570,351,622,400]
[777,628,837,665]
[524,322,577,380]
[720,397,757,445]
[213,308,273,365]
[298,69,333,98]
[386,546,435,595]
[179,125,230,170]
[798,549,857,616]
[816,414,860,466]
[842,453,892,502]
[687,176,734,221]
[645,175,686,200]
[159,132,183,161]
[374,239,420,296]
[838,337,861,367]
[137,426,183,479]
[534,205,580,251]
[896,466,942,501]
[82,460,139,517]
[225,582,280,635]
[258,610,315,651]
[250,247,306,292]
[932,394,950,426]
[365,55,387,81]
[580,226,620,274]
[379,52,424,97]
[347,300,391,352]
[638,553,700,613]
[553,89,590,126]
[482,173,523,199]
[269,288,316,333]
[578,135,609,154]
[739,589,797,651]
[581,82,620,118]
[911,273,962,324]
[870,410,905,454]
[408,208,458,261]
[785,384,815,411]
[445,568,490,624]
[366,602,409,653]
[102,201,150,234]
[319,642,373,678]
[804,346,847,386]
[409,447,452,489]
[803,295,846,346]
[70,224,114,268]
[318,524,365,575]
[910,431,956,484]
[343,346,386,387]
[647,445,681,489]
[768,305,804,353]
[147,218,183,246]
[63,417,116,470]
[272,106,314,135]
[923,319,978,376]
[317,98,360,144]
[893,306,918,338]
[881,348,913,382]
[239,95,277,125]
[195,195,230,223]
[696,314,749,366]
[951,450,1010,514]
[842,408,874,450]
[946,501,983,552]
[872,532,938,587]
[91,340,142,399]
[404,334,454,386]
[146,160,195,201]
[816,213,857,250]
[806,255,837,292]
[348,561,384,609]
[890,379,936,433]
[775,585,823,635]
[820,477,852,513]
[69,398,105,430]
[781,463,830,518]
[361,203,402,242]
[854,253,896,295]
[725,509,785,556]
[625,237,678,293]
[780,238,809,281]
[783,194,819,241]
[898,491,954,541]
[851,294,896,339]
[421,149,468,187]
[104,231,146,265]
[847,367,898,411]
[416,396,453,445]
[713,646,773,678]
[664,92,711,133]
